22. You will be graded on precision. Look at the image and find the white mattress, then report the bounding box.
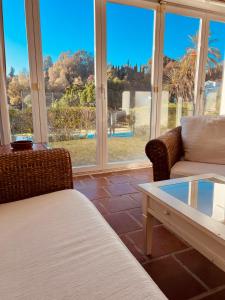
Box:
[0,189,166,300]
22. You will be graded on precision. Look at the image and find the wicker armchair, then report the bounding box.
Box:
[145,126,183,181]
[0,148,73,204]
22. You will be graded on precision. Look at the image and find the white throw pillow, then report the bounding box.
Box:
[181,115,225,165]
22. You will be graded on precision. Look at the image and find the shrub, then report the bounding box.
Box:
[9,107,33,134]
[47,106,96,140]
[9,106,96,142]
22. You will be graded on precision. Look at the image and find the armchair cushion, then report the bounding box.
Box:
[181,115,225,165]
[171,161,225,178]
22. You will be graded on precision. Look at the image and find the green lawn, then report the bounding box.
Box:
[50,135,148,166]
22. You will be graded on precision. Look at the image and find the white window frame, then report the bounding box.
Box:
[0,0,11,145]
[160,5,206,125]
[200,15,225,115]
[94,0,108,171]
[24,0,106,174]
[160,3,225,119]
[101,0,158,171]
[25,0,48,143]
[153,4,165,138]
[194,16,209,116]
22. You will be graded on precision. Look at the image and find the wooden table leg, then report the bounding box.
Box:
[142,195,154,255]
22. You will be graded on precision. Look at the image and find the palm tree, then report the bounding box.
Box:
[188,33,221,68]
[163,32,221,104]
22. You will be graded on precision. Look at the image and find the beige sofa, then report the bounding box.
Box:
[0,149,166,300]
[146,116,225,181]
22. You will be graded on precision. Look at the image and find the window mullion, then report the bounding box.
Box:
[25,0,48,143]
[151,5,165,138]
[219,21,225,114]
[95,0,108,169]
[0,0,11,145]
[31,0,48,143]
[194,16,209,116]
[101,0,108,168]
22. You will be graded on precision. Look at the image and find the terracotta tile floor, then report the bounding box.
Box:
[73,168,225,300]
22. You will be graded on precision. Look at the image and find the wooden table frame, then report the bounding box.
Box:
[139,174,225,272]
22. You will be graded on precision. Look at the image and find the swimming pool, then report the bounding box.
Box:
[86,131,134,139]
[14,131,134,142]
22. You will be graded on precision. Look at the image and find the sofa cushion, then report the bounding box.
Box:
[181,115,225,165]
[0,189,166,300]
[171,160,225,178]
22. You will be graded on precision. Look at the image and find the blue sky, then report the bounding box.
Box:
[3,0,225,74]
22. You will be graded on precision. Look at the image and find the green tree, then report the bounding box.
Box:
[80,78,95,106]
[7,71,30,107]
[8,76,22,106]
[107,77,125,110]
[48,50,94,93]
[43,55,53,72]
[57,78,84,107]
[9,67,15,78]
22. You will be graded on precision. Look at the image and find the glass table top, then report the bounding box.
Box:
[159,178,225,223]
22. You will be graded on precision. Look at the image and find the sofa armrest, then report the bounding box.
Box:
[145,126,183,181]
[0,148,73,204]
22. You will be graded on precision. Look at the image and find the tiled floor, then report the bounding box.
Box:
[73,168,225,300]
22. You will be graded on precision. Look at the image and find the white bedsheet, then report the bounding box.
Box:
[0,189,166,300]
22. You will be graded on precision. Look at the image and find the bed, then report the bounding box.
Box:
[0,148,166,299]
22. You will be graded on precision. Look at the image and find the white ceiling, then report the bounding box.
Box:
[161,0,225,15]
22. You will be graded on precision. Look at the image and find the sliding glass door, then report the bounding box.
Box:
[39,0,96,167]
[160,12,200,133]
[106,2,154,163]
[1,0,225,172]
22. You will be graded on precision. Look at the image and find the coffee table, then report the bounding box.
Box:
[139,174,225,272]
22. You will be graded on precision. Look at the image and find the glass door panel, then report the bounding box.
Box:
[40,0,96,167]
[203,20,225,115]
[3,0,33,141]
[106,2,154,163]
[160,13,200,133]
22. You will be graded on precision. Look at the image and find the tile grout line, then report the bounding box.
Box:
[125,210,143,228]
[172,254,210,291]
[122,234,150,263]
[125,226,192,264]
[101,186,111,197]
[127,193,142,205]
[143,246,193,264]
[104,216,142,236]
[93,195,195,267]
[119,235,149,263]
[76,181,194,266]
[189,285,225,300]
[99,204,141,215]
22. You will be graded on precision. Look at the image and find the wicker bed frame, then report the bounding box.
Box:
[145,126,184,181]
[0,148,73,204]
